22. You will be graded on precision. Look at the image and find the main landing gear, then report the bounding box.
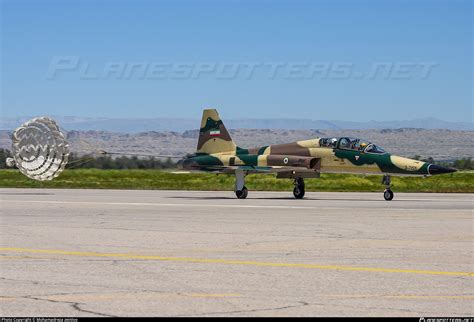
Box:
[234,169,248,199]
[293,177,305,199]
[233,171,306,200]
[382,174,394,201]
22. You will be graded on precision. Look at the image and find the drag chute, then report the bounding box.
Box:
[7,117,70,181]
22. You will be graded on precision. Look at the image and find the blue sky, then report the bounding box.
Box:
[1,0,472,122]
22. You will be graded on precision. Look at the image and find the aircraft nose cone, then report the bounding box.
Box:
[428,164,457,175]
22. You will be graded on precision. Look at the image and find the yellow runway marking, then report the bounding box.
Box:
[1,247,472,277]
[0,297,16,302]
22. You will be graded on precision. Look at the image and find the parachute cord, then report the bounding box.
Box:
[65,149,184,170]
[66,156,97,169]
[65,149,106,169]
[100,151,183,158]
[66,155,98,165]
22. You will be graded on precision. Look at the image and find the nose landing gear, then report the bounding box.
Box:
[382,174,393,201]
[293,177,305,199]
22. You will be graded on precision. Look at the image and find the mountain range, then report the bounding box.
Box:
[1,116,472,132]
[1,128,472,161]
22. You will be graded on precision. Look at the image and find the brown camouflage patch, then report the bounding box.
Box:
[269,142,312,156]
[267,155,320,169]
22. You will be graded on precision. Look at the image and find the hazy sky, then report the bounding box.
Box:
[1,0,472,122]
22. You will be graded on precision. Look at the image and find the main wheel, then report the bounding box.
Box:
[293,186,305,199]
[235,186,248,199]
[383,188,394,201]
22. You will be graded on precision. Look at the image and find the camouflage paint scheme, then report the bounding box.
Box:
[179,109,454,178]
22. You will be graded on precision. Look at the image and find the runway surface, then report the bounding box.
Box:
[0,188,473,316]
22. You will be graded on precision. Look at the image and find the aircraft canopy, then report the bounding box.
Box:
[319,137,386,154]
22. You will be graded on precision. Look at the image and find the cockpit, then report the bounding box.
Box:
[363,143,386,154]
[319,137,386,154]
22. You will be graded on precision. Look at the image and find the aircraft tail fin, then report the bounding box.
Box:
[196,109,236,154]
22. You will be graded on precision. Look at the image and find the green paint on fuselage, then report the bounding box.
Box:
[236,147,249,155]
[335,149,392,169]
[334,149,429,175]
[193,155,224,166]
[258,146,268,154]
[237,154,259,166]
[191,143,430,176]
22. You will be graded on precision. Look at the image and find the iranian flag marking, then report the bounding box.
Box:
[209,129,220,136]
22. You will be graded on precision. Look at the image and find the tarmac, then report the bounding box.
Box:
[0,188,473,316]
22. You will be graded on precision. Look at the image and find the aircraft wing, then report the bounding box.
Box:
[199,165,321,177]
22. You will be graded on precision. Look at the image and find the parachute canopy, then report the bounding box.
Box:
[10,117,69,181]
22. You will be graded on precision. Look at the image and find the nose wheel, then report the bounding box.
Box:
[293,177,305,199]
[383,188,394,201]
[382,175,393,201]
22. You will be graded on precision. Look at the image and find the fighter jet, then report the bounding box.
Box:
[179,109,457,200]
